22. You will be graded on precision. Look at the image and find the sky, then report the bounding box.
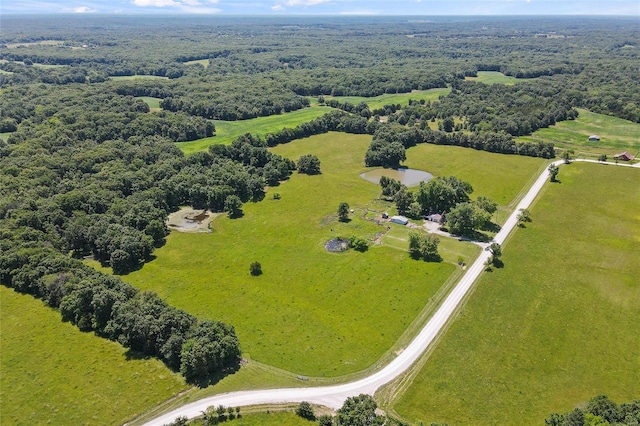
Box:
[0,0,639,16]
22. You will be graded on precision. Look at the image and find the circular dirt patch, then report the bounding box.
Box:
[325,237,350,253]
[166,207,219,233]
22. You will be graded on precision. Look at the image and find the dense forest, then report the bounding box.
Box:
[1,15,638,384]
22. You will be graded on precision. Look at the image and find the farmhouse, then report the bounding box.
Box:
[613,151,634,161]
[390,215,409,225]
[425,213,443,223]
[588,135,601,141]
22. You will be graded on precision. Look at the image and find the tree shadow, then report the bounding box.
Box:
[124,348,152,361]
[194,362,242,388]
[492,258,504,269]
[481,222,501,233]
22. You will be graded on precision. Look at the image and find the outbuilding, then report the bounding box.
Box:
[588,135,600,141]
[390,215,409,225]
[613,151,634,161]
[425,213,443,223]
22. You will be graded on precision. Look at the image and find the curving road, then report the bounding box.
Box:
[140,159,637,426]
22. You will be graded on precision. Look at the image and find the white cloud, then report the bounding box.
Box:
[131,0,223,11]
[73,6,97,12]
[284,0,332,5]
[271,4,284,10]
[133,0,179,7]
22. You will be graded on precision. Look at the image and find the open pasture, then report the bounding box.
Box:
[0,286,187,426]
[405,143,548,213]
[5,40,65,49]
[464,71,532,85]
[316,87,450,110]
[184,58,210,67]
[109,75,169,81]
[177,106,334,155]
[123,133,548,379]
[391,162,640,425]
[137,96,162,110]
[124,133,455,377]
[517,109,640,158]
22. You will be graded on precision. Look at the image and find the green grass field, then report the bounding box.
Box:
[123,133,456,377]
[517,109,640,158]
[391,162,640,425]
[464,71,532,85]
[109,75,169,81]
[184,59,210,68]
[0,286,188,426]
[177,106,334,155]
[121,133,549,380]
[137,96,162,110]
[315,88,451,110]
[405,143,548,213]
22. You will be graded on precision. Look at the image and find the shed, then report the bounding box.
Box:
[425,213,443,223]
[588,135,600,141]
[613,151,634,161]
[390,215,409,225]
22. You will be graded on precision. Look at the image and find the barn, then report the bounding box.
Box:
[390,215,409,225]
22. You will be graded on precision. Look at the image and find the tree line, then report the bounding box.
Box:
[0,245,240,384]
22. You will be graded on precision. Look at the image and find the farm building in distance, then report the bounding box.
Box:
[588,135,601,141]
[390,215,409,225]
[613,151,635,161]
[425,213,443,223]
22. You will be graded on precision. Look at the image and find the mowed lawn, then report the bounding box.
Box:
[517,109,640,157]
[0,286,187,426]
[178,107,335,155]
[391,162,640,425]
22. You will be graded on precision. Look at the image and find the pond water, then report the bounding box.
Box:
[359,168,434,187]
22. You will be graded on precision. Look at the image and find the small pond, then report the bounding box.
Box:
[359,168,433,187]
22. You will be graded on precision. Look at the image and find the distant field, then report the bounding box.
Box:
[110,75,169,81]
[0,286,188,426]
[391,162,640,425]
[137,96,162,110]
[5,40,64,49]
[0,59,65,69]
[123,133,456,377]
[464,71,532,85]
[178,106,334,155]
[517,108,640,158]
[184,58,210,67]
[316,87,451,110]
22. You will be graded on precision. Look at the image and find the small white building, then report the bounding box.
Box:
[390,215,409,225]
